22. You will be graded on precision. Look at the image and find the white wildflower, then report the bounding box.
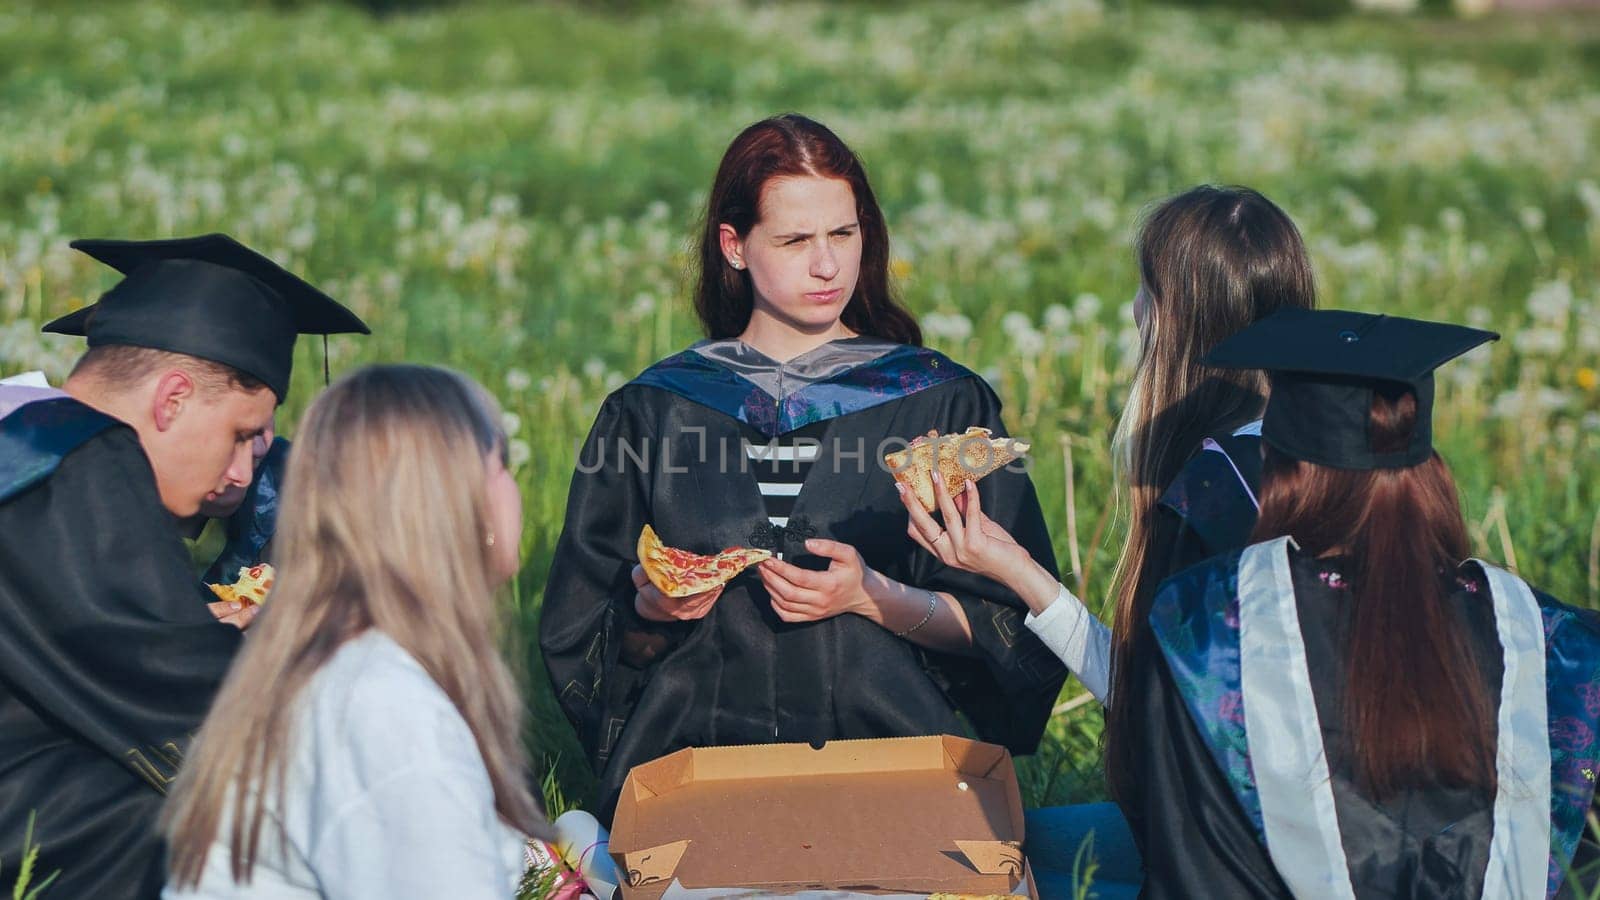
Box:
[489,193,520,219]
[1043,304,1073,333]
[1081,197,1118,232]
[1353,0,1418,14]
[1439,207,1465,233]
[1001,311,1033,338]
[922,312,974,342]
[630,292,657,319]
[1073,292,1102,321]
[1011,326,1046,359]
[508,438,532,471]
[505,368,532,392]
[1577,316,1600,354]
[1518,206,1545,232]
[1340,193,1378,232]
[501,411,523,436]
[1512,328,1564,356]
[582,357,607,381]
[1525,280,1572,324]
[1490,387,1572,418]
[1578,180,1600,224]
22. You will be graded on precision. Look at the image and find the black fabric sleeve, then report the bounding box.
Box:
[539,390,682,766]
[905,377,1069,754]
[0,427,241,793]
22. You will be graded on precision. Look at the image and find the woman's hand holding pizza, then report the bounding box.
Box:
[900,476,1028,584]
[758,539,877,623]
[899,476,1062,617]
[632,564,725,622]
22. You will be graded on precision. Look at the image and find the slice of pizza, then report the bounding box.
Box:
[884,427,1030,513]
[636,525,772,599]
[207,563,276,607]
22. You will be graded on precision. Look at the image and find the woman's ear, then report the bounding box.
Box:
[718,224,745,271]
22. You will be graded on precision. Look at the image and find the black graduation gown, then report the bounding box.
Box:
[0,400,241,899]
[1134,550,1598,899]
[1104,428,1265,871]
[540,354,1068,820]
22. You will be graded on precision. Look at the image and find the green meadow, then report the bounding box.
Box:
[2,0,1598,811]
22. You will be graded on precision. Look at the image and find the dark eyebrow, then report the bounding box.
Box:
[775,222,858,241]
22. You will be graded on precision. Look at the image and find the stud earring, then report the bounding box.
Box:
[731,260,744,270]
[485,532,496,548]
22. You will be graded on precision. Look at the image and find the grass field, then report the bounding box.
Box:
[2,0,1598,812]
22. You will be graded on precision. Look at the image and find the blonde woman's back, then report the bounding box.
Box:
[165,629,526,900]
[161,365,547,895]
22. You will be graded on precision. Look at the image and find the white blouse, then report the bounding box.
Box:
[166,630,527,900]
[1025,585,1113,705]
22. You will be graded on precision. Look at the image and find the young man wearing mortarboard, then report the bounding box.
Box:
[3,382,290,586]
[0,234,367,900]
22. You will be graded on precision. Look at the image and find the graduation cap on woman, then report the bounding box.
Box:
[43,233,369,402]
[1204,309,1498,470]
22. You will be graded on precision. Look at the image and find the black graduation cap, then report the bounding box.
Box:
[43,233,369,402]
[1204,309,1497,470]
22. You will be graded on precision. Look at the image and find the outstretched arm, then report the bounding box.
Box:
[898,474,1112,705]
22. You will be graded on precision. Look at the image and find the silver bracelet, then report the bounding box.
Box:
[895,589,939,638]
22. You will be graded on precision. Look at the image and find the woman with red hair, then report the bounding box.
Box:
[919,309,1600,897]
[541,115,1067,819]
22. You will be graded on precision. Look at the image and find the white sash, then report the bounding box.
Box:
[1238,537,1356,899]
[1477,561,1551,899]
[1236,539,1552,899]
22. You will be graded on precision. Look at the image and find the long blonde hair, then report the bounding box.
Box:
[1103,187,1316,801]
[164,364,548,887]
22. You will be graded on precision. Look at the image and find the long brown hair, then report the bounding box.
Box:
[1250,389,1495,797]
[1104,186,1316,801]
[164,365,549,887]
[694,113,921,345]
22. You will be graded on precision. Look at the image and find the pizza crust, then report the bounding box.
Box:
[207,563,275,606]
[637,525,772,599]
[884,427,1029,513]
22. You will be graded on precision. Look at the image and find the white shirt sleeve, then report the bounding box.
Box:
[1024,583,1113,706]
[309,765,522,900]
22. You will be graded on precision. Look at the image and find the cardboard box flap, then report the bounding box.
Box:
[622,839,692,888]
[955,840,1026,877]
[941,734,1010,780]
[628,748,696,800]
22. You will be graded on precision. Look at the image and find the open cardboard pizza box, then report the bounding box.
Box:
[609,734,1036,899]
